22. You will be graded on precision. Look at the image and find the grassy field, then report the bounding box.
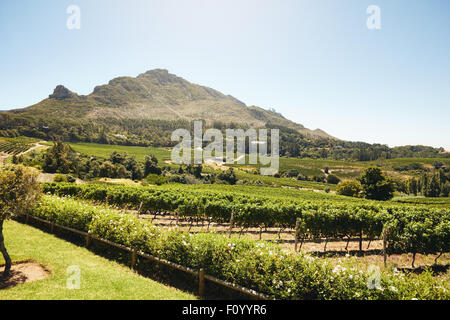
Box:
[66,142,172,163]
[0,220,196,300]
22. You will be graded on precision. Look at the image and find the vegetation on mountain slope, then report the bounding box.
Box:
[1,69,448,161]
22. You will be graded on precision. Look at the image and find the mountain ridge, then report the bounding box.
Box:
[9,69,335,139]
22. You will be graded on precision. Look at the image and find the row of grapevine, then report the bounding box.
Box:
[28,195,450,299]
[43,183,450,255]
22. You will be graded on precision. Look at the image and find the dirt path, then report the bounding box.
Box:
[0,152,8,164]
[17,141,49,156]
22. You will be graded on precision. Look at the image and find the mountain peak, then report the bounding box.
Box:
[16,69,334,140]
[138,69,182,85]
[49,85,76,100]
[143,68,169,75]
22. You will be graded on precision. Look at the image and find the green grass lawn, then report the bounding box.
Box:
[0,220,196,300]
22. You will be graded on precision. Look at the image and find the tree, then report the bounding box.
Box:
[144,154,162,176]
[218,168,237,185]
[0,166,41,278]
[442,182,450,197]
[336,180,362,197]
[193,165,203,179]
[407,177,419,196]
[109,151,128,165]
[358,167,394,201]
[433,161,444,170]
[43,141,78,174]
[99,161,115,178]
[424,173,441,197]
[125,156,143,180]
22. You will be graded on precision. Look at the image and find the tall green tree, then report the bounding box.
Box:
[407,177,419,196]
[424,173,442,197]
[358,167,394,201]
[43,141,78,174]
[144,154,161,176]
[0,166,41,278]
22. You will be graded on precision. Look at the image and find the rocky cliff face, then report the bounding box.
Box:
[49,85,76,100]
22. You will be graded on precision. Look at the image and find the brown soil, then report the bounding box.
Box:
[0,261,50,289]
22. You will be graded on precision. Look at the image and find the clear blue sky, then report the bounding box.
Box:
[1,0,449,150]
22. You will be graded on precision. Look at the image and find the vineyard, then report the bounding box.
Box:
[27,194,450,300]
[0,137,38,155]
[43,183,450,259]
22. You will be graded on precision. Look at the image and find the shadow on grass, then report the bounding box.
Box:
[396,264,450,275]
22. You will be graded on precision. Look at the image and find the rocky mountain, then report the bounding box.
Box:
[10,69,334,139]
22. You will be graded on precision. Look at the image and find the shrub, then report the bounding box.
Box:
[312,175,326,183]
[326,174,340,185]
[146,174,168,186]
[54,174,69,183]
[336,180,362,197]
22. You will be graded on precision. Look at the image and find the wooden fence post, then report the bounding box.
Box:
[228,211,234,238]
[359,231,363,254]
[131,249,137,271]
[25,213,29,224]
[383,229,387,267]
[85,234,91,248]
[294,218,300,252]
[198,268,205,298]
[50,222,55,233]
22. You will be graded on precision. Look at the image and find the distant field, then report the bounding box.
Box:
[39,141,450,193]
[0,220,195,300]
[66,142,172,163]
[232,156,450,179]
[234,170,336,190]
[60,142,334,190]
[392,196,450,207]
